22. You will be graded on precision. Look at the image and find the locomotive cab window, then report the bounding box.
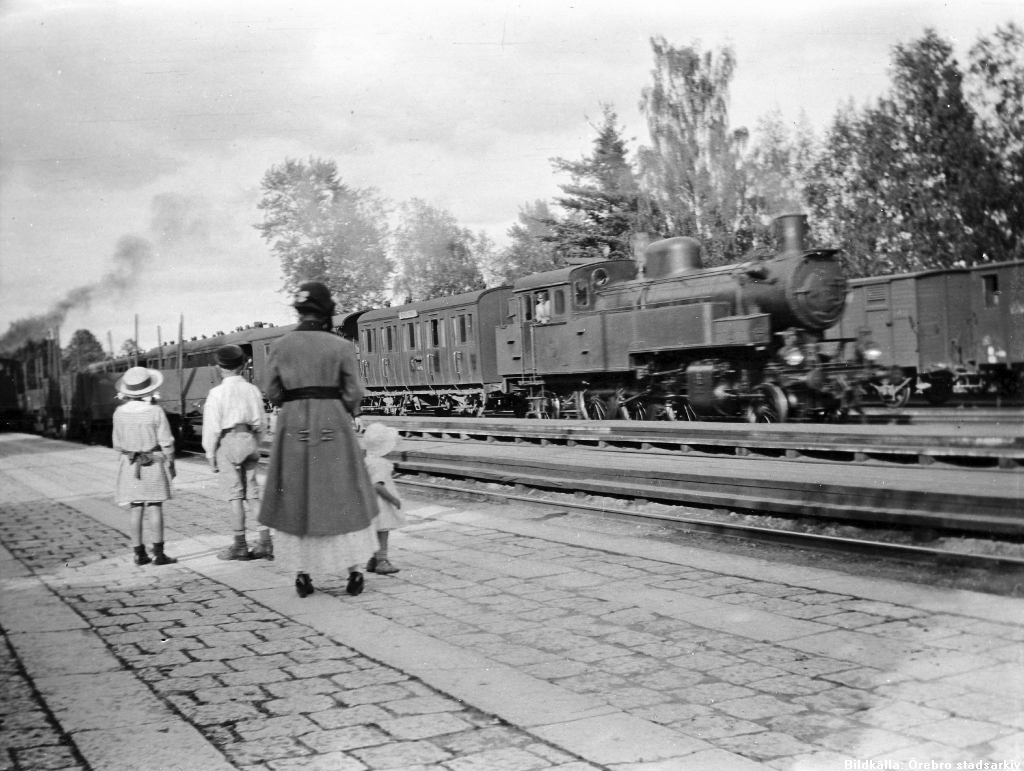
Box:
[575,280,589,308]
[553,289,566,316]
[982,274,1000,307]
[593,268,609,287]
[522,297,533,322]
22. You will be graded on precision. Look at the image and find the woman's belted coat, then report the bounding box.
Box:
[259,323,379,537]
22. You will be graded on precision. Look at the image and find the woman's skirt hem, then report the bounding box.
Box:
[273,527,379,575]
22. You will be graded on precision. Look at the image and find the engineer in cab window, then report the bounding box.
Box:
[535,291,551,324]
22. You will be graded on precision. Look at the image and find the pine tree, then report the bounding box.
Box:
[544,106,647,262]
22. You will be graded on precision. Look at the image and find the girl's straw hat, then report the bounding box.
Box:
[116,366,164,397]
[361,422,399,457]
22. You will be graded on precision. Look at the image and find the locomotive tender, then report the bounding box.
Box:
[5,214,884,439]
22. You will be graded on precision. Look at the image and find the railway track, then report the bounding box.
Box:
[395,474,1024,571]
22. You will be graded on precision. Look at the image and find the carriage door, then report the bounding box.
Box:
[359,327,377,386]
[402,317,423,386]
[520,294,536,375]
[864,282,895,367]
[975,271,1011,367]
[495,296,524,377]
[424,315,444,385]
[381,324,397,385]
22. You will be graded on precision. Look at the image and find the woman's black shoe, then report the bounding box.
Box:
[295,573,314,598]
[346,571,364,596]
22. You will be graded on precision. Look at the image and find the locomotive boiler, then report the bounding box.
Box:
[494,214,878,421]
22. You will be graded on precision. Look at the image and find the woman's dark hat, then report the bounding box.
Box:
[292,282,336,317]
[215,344,247,369]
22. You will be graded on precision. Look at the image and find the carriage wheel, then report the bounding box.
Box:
[746,384,789,424]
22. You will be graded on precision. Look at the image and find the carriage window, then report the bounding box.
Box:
[553,289,566,316]
[982,275,1000,307]
[466,313,473,341]
[385,326,394,352]
[575,280,589,308]
[429,319,442,347]
[405,322,418,350]
[456,314,468,343]
[363,329,374,353]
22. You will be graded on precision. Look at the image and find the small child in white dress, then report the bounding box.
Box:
[361,422,405,574]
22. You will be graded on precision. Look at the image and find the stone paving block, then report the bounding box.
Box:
[221,735,313,764]
[443,746,551,771]
[375,712,474,740]
[34,671,174,731]
[714,694,806,721]
[603,686,672,710]
[10,743,82,770]
[907,716,1013,747]
[265,751,367,771]
[715,730,816,761]
[307,704,392,730]
[818,726,919,755]
[532,711,710,765]
[858,699,949,730]
[264,694,339,715]
[300,724,392,752]
[674,682,757,706]
[13,630,121,677]
[71,722,235,771]
[218,666,291,686]
[349,739,452,768]
[745,673,835,697]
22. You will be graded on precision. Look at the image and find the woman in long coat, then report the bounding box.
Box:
[259,281,379,597]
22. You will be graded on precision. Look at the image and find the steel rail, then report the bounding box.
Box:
[396,476,1024,570]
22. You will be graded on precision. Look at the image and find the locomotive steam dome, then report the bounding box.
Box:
[643,237,703,279]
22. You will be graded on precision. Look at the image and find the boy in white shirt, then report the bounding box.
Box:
[202,344,272,560]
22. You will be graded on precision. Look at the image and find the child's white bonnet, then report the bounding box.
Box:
[361,422,399,457]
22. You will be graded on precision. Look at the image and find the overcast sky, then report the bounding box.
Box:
[1,0,1021,352]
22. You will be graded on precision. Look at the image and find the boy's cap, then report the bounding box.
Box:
[215,344,247,369]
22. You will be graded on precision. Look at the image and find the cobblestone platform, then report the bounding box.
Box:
[1,434,1022,771]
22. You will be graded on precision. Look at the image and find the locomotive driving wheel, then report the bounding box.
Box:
[746,383,789,423]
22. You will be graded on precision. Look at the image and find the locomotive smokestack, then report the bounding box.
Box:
[775,214,807,255]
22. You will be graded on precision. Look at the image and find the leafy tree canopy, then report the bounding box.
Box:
[62,329,107,371]
[392,199,485,302]
[637,37,755,265]
[256,157,393,312]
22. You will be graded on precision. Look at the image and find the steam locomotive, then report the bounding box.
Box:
[357,214,876,422]
[2,214,884,440]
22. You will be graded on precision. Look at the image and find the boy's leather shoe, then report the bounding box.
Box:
[249,540,274,560]
[217,543,252,560]
[373,558,399,575]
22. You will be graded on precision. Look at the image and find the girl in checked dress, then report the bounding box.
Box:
[112,366,177,566]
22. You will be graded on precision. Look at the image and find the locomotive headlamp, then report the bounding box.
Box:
[863,346,882,362]
[783,347,805,366]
